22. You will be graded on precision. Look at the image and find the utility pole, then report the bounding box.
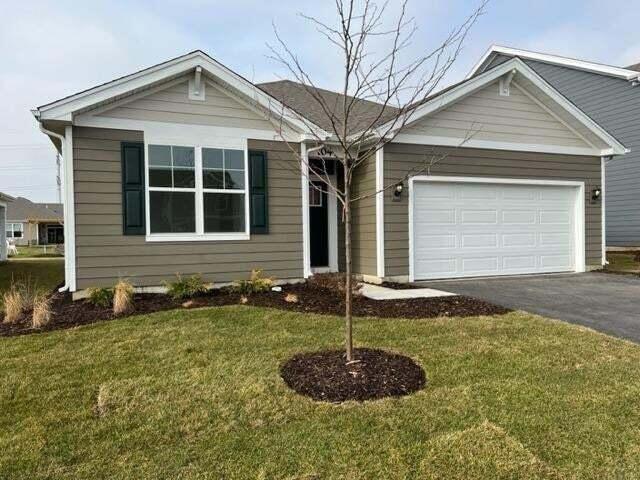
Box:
[56,153,62,203]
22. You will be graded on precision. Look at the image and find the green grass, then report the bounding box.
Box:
[1,306,640,479]
[0,259,64,304]
[12,245,63,258]
[606,252,640,273]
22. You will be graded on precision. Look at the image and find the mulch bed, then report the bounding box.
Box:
[0,282,510,338]
[280,347,427,402]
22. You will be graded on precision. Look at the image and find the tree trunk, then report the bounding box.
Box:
[344,170,353,362]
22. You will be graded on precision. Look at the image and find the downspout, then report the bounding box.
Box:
[38,124,71,292]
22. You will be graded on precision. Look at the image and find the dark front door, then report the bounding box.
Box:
[309,181,329,267]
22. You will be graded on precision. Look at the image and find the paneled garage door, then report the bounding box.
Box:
[411,179,581,280]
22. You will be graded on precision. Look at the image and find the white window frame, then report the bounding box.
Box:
[6,223,23,239]
[144,139,250,242]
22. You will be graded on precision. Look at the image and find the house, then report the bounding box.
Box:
[5,197,64,246]
[468,46,640,248]
[32,50,626,293]
[0,192,15,261]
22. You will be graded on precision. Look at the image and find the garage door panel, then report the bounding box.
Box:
[502,255,537,270]
[540,210,571,225]
[502,233,537,248]
[502,210,536,224]
[460,233,498,248]
[462,257,499,274]
[415,234,456,250]
[460,209,498,224]
[412,181,578,280]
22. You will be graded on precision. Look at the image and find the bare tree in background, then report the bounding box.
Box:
[267,0,487,362]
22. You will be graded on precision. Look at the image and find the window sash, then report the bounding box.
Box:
[6,223,23,238]
[145,142,249,240]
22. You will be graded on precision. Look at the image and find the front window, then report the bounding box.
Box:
[147,143,247,239]
[6,223,23,239]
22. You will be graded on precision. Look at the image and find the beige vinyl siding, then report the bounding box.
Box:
[403,80,591,150]
[98,78,275,131]
[73,127,303,288]
[351,154,377,276]
[384,143,602,278]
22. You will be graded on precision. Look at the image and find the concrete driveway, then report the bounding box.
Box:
[419,272,640,343]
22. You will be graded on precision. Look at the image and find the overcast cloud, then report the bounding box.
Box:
[1,0,639,202]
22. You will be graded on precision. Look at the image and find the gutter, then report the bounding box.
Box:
[37,123,71,293]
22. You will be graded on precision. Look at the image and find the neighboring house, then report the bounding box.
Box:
[0,192,15,261]
[32,51,626,293]
[468,46,640,247]
[5,197,64,246]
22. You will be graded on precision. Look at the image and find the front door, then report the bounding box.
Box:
[309,181,329,267]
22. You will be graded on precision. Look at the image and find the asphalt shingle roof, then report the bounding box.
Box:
[6,197,63,222]
[257,80,399,134]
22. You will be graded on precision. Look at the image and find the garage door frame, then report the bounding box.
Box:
[408,175,586,281]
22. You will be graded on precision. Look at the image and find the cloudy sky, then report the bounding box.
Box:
[1,0,639,202]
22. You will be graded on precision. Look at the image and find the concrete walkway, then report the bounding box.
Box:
[360,283,456,300]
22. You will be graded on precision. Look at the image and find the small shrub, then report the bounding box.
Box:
[308,273,362,296]
[2,285,24,324]
[86,287,114,308]
[32,293,52,328]
[232,269,274,295]
[164,274,209,300]
[113,279,134,316]
[285,292,299,303]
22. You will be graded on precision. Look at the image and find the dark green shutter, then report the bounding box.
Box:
[249,150,268,234]
[121,142,146,235]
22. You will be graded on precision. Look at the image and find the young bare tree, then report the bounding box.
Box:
[266,0,487,362]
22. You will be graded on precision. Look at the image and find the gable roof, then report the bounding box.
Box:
[380,56,628,156]
[7,197,63,222]
[34,50,330,138]
[0,192,14,204]
[627,62,640,72]
[257,80,398,135]
[468,45,640,81]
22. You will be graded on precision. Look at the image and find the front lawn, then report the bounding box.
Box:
[12,245,63,258]
[1,306,639,479]
[0,258,64,302]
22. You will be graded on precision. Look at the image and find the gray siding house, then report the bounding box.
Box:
[469,46,640,247]
[32,51,626,293]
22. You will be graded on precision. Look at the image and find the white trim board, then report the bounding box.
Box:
[375,147,385,277]
[467,45,640,81]
[392,134,611,157]
[64,126,77,291]
[382,57,628,157]
[407,175,586,282]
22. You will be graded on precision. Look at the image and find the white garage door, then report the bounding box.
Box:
[411,179,581,280]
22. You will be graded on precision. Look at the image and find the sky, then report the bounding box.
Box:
[1,0,639,202]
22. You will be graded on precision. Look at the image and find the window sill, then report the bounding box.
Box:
[145,233,250,242]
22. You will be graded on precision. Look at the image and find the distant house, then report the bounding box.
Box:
[5,197,64,246]
[0,192,14,261]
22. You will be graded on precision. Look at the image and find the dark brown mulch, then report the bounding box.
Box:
[280,347,426,402]
[0,282,510,338]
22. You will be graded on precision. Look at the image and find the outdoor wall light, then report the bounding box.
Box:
[592,187,602,201]
[394,182,404,199]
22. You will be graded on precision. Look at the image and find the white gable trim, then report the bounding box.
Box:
[35,51,329,138]
[382,57,627,156]
[392,133,612,157]
[468,45,640,81]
